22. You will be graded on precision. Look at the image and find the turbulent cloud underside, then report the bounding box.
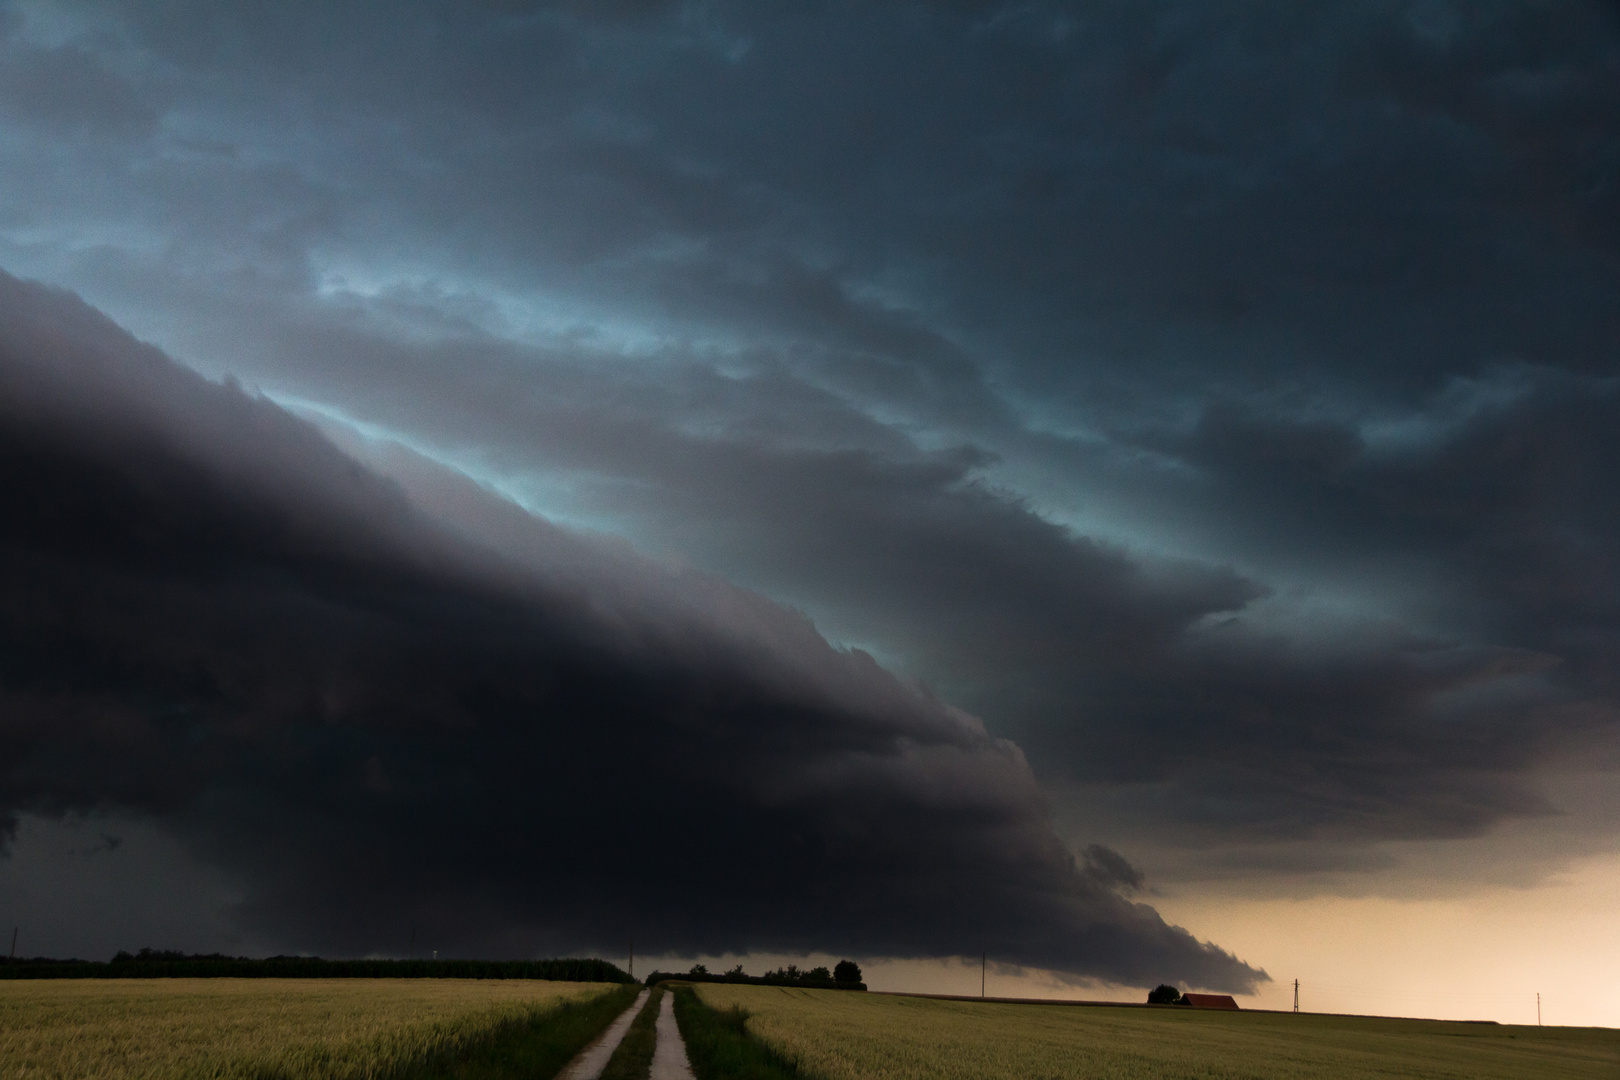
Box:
[0,272,1263,991]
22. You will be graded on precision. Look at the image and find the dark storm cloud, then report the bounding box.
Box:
[1,0,1618,890]
[1169,375,1620,663]
[1081,845,1146,896]
[170,300,1615,855]
[0,271,1264,991]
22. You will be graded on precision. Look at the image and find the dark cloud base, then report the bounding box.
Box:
[0,272,1264,992]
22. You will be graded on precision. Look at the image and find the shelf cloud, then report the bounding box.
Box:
[0,272,1263,991]
[1,1,1618,998]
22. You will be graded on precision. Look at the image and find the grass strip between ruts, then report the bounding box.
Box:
[672,985,803,1080]
[599,984,665,1080]
[416,982,642,1080]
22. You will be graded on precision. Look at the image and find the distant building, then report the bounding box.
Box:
[1182,993,1240,1010]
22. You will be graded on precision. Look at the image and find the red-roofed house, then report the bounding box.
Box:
[1181,993,1240,1010]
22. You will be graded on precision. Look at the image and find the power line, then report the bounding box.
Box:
[1274,980,1542,1003]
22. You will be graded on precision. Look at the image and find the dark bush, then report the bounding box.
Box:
[833,960,862,984]
[1147,984,1183,1005]
[642,969,864,991]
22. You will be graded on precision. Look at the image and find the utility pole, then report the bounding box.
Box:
[981,953,986,999]
[629,938,634,981]
[1537,993,1541,1026]
[8,927,15,962]
[410,927,416,962]
[1293,979,1299,1014]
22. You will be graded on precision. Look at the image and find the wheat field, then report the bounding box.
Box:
[0,978,615,1080]
[693,985,1620,1080]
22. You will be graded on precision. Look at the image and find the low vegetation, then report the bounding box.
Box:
[692,984,1620,1080]
[673,985,800,1080]
[0,977,630,1080]
[433,982,640,1080]
[599,984,664,1080]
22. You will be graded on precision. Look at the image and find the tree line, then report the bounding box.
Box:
[643,959,865,990]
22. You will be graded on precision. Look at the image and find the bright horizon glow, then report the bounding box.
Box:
[649,855,1620,1028]
[644,857,1620,1029]
[1152,854,1620,1028]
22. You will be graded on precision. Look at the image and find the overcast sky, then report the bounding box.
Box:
[1,0,1618,1021]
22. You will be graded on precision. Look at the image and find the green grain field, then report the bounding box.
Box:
[692,984,1620,1080]
[0,978,619,1080]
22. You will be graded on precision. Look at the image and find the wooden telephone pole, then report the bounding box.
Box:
[1293,979,1299,1013]
[981,953,986,998]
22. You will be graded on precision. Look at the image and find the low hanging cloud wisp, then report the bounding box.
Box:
[0,272,1265,992]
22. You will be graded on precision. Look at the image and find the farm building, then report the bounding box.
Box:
[1181,994,1240,1010]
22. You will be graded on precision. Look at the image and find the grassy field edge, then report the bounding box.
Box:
[673,984,805,1080]
[408,981,641,1080]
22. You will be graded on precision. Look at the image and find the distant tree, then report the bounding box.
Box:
[806,966,831,981]
[688,963,709,976]
[725,964,745,977]
[1147,984,1182,1005]
[834,960,862,984]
